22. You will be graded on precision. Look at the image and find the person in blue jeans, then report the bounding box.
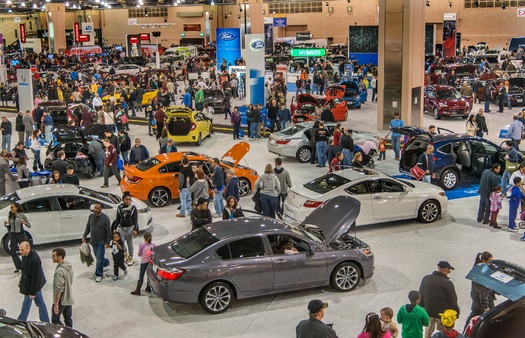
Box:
[211,158,225,218]
[508,176,525,233]
[477,164,501,224]
[17,241,50,323]
[255,164,281,218]
[315,122,329,167]
[82,204,112,283]
[389,112,404,160]
[501,141,521,191]
[176,156,194,217]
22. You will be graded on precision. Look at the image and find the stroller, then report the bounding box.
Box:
[518,210,525,229]
[354,144,375,169]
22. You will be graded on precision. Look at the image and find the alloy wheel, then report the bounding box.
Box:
[335,265,359,290]
[205,285,231,313]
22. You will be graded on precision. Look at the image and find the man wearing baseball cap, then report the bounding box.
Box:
[418,261,460,338]
[296,299,338,338]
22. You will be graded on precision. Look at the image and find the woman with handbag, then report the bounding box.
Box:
[189,169,209,206]
[4,202,31,273]
[465,115,479,136]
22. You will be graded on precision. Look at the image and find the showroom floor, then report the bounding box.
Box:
[0,97,522,337]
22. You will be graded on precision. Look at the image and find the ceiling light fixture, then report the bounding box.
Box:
[20,2,25,6]
[448,1,452,8]
[65,1,69,6]
[6,0,12,4]
[426,0,430,7]
[32,3,37,8]
[502,3,506,9]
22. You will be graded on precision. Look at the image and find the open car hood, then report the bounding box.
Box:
[222,142,250,167]
[324,86,344,98]
[297,94,319,105]
[300,195,361,245]
[340,81,359,92]
[466,260,525,302]
[52,126,85,143]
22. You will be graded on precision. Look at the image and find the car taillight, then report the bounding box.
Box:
[191,123,197,131]
[157,267,185,281]
[433,156,437,161]
[128,176,143,183]
[276,139,290,145]
[303,200,323,208]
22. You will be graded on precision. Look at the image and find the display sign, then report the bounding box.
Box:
[290,48,325,57]
[518,8,525,17]
[184,24,201,31]
[442,13,457,58]
[20,23,26,43]
[264,23,273,55]
[128,18,137,25]
[273,17,287,27]
[126,34,142,57]
[140,33,150,41]
[216,28,241,68]
[78,34,90,42]
[245,34,265,105]
[17,69,33,113]
[73,22,80,43]
[296,32,311,41]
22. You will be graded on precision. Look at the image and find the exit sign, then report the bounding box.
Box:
[518,8,525,17]
[290,48,326,57]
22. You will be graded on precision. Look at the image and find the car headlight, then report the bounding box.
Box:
[138,207,150,214]
[438,103,447,108]
[251,170,258,176]
[439,192,445,197]
[358,248,372,256]
[466,102,470,107]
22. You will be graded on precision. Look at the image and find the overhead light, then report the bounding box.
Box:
[426,0,430,6]
[7,9,12,12]
[6,0,12,4]
[448,1,452,8]
[32,3,37,8]
[20,2,25,6]
[108,5,111,8]
[45,0,50,2]
[65,1,69,6]
[502,3,506,9]
[211,0,214,4]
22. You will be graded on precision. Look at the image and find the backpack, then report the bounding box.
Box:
[119,114,129,124]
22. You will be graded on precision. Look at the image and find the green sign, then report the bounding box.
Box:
[290,48,326,57]
[180,33,186,37]
[199,33,205,37]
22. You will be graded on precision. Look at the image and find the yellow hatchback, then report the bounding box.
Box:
[102,88,158,107]
[165,106,212,146]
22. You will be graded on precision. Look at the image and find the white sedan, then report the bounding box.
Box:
[113,64,145,75]
[283,168,448,226]
[0,184,153,255]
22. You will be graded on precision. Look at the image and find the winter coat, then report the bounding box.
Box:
[255,173,281,197]
[419,271,460,318]
[19,250,46,296]
[53,260,74,306]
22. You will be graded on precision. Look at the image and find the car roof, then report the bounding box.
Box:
[431,133,486,143]
[204,217,288,239]
[332,167,383,180]
[16,184,81,200]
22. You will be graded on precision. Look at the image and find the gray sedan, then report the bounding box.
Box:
[267,121,378,163]
[147,196,374,314]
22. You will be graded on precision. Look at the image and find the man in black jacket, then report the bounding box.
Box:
[114,193,138,266]
[419,261,460,338]
[477,163,501,224]
[190,197,212,230]
[82,203,112,282]
[340,128,354,166]
[17,242,50,322]
[320,108,335,122]
[51,150,69,177]
[475,108,488,138]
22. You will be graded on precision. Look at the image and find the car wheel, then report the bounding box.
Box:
[200,282,234,314]
[368,162,375,169]
[433,108,441,120]
[238,178,251,197]
[195,133,202,146]
[330,262,361,292]
[296,146,312,163]
[1,233,32,256]
[148,187,171,207]
[417,199,441,223]
[344,110,348,120]
[357,104,361,109]
[440,169,458,190]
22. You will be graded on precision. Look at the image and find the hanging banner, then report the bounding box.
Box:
[264,23,274,55]
[245,34,265,105]
[442,13,456,58]
[20,23,26,43]
[216,28,241,70]
[73,22,80,43]
[17,69,34,112]
[126,34,142,57]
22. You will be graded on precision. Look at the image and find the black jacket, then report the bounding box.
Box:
[340,134,354,151]
[51,159,69,177]
[320,109,335,122]
[190,208,212,230]
[419,271,460,318]
[1,120,12,135]
[478,169,499,197]
[475,113,488,133]
[16,114,24,132]
[19,250,46,296]
[62,174,80,185]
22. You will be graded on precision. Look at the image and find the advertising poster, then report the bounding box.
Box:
[17,69,33,112]
[264,23,274,55]
[245,34,265,105]
[442,13,456,58]
[216,28,241,68]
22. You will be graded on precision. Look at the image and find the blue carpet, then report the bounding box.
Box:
[392,174,480,200]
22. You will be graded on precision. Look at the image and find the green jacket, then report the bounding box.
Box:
[195,89,204,104]
[397,304,429,338]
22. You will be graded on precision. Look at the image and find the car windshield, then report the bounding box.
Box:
[171,227,219,258]
[79,188,119,204]
[436,89,462,100]
[280,125,305,136]
[0,192,19,210]
[303,173,351,194]
[136,157,161,171]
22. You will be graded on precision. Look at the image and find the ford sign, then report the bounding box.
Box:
[84,25,93,31]
[219,32,236,41]
[250,40,265,50]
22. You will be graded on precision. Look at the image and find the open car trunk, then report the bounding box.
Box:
[167,116,192,136]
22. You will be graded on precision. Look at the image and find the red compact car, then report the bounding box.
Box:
[290,89,348,123]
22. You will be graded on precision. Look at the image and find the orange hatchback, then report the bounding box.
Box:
[120,142,258,207]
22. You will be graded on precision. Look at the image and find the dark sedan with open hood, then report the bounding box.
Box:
[147,196,374,314]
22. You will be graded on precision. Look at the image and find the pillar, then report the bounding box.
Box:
[377,0,425,130]
[248,3,264,34]
[45,3,67,54]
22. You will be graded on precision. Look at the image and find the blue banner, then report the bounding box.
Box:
[273,17,287,27]
[216,28,241,69]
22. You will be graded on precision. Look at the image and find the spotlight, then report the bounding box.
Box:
[21,2,25,6]
[237,14,240,19]
[502,3,506,9]
[325,1,329,7]
[239,5,242,12]
[224,14,227,19]
[347,0,350,3]
[210,0,214,5]
[32,3,37,8]
[426,0,430,7]
[474,0,479,7]
[65,1,69,6]
[164,17,167,22]
[448,1,452,8]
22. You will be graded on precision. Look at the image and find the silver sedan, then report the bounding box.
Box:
[267,121,378,163]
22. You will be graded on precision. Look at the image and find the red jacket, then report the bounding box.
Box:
[104,144,118,166]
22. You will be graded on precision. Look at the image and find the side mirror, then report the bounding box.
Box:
[307,246,315,255]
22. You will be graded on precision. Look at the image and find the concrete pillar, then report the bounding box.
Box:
[249,3,264,34]
[45,3,67,54]
[377,0,425,130]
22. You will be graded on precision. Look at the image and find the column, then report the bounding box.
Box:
[377,0,425,129]
[45,3,67,54]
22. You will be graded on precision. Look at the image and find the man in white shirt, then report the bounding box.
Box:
[92,93,103,110]
[197,77,208,89]
[202,103,214,133]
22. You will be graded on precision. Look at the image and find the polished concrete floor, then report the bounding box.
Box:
[0,97,522,337]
